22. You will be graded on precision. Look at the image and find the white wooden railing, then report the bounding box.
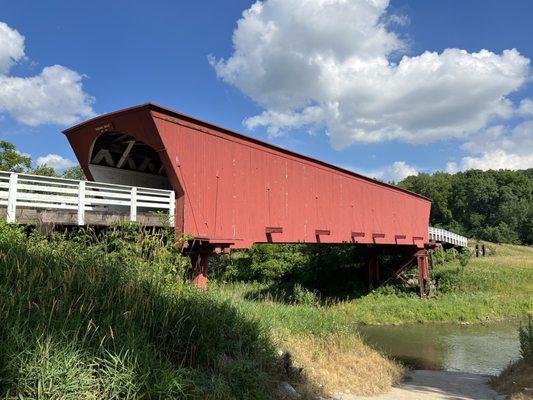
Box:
[0,171,175,226]
[429,226,468,247]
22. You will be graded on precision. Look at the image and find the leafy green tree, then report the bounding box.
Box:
[0,141,31,172]
[61,165,86,180]
[30,164,59,177]
[399,169,533,245]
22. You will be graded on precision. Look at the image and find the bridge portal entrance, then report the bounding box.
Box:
[89,132,171,190]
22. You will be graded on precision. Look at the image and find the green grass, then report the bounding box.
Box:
[213,243,533,327]
[0,222,407,399]
[4,221,528,399]
[0,222,280,399]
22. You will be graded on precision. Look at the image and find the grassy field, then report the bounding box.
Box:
[214,243,533,326]
[204,243,531,396]
[337,243,533,324]
[1,220,530,399]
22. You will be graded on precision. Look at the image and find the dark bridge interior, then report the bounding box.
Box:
[89,132,170,189]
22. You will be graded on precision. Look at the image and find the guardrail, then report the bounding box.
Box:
[0,171,175,226]
[429,226,467,247]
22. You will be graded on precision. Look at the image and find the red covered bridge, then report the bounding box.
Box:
[64,103,433,292]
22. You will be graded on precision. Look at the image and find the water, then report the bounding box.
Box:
[357,320,522,375]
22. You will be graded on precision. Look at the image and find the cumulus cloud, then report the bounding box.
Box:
[0,21,94,126]
[210,0,530,149]
[447,121,533,172]
[36,153,76,169]
[0,22,25,74]
[517,98,533,117]
[352,160,418,182]
[447,150,533,172]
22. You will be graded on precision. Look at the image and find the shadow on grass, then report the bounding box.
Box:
[0,224,320,399]
[242,280,369,306]
[240,255,416,306]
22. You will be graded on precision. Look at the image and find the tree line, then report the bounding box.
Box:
[0,140,85,179]
[398,169,533,245]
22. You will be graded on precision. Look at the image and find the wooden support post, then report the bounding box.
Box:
[7,172,18,223]
[168,190,175,227]
[130,187,137,222]
[190,251,211,289]
[416,249,430,297]
[77,181,86,226]
[368,249,379,289]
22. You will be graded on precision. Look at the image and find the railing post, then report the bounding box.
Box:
[130,187,137,222]
[168,191,175,227]
[77,181,86,226]
[7,172,18,223]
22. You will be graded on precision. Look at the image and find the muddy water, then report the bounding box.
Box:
[357,320,522,375]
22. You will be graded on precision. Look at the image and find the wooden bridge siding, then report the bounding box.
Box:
[65,104,432,249]
[152,111,431,249]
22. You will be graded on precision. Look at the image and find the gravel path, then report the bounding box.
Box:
[344,370,506,400]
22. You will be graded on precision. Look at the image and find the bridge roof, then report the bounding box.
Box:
[64,102,430,202]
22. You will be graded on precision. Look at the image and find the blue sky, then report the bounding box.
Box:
[0,0,532,180]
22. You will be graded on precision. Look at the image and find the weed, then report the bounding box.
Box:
[519,316,533,363]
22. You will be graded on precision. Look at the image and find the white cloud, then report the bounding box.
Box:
[36,154,76,169]
[15,150,31,159]
[352,160,418,182]
[447,150,533,172]
[211,0,530,149]
[0,22,25,74]
[0,21,94,126]
[517,98,533,117]
[446,120,533,172]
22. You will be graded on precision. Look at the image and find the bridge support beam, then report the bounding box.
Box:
[189,250,212,289]
[367,249,379,289]
[416,249,430,297]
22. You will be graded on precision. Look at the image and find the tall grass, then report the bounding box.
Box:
[0,221,279,399]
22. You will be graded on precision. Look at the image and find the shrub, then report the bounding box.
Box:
[292,284,318,306]
[458,247,471,267]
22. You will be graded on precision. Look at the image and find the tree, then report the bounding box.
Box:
[30,165,59,177]
[0,141,31,172]
[61,165,86,180]
[398,169,533,245]
[0,140,85,180]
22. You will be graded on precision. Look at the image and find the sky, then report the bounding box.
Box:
[0,0,532,181]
